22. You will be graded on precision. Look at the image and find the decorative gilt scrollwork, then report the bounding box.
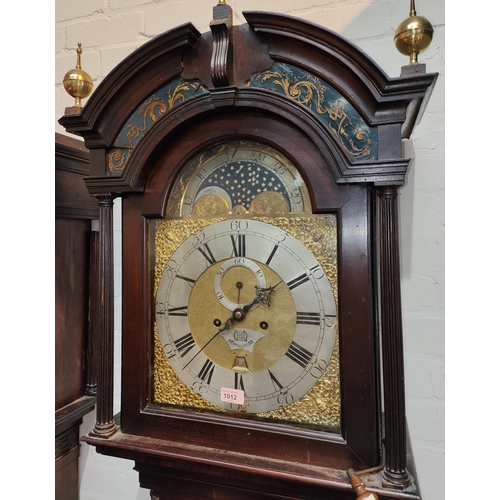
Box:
[107,148,130,173]
[124,95,167,148]
[106,79,207,174]
[247,63,376,160]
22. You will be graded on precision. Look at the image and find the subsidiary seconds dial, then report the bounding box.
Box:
[155,219,337,413]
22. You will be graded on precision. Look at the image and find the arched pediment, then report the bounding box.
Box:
[60,23,202,148]
[244,12,436,125]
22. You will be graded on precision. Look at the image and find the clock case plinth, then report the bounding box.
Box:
[59,10,436,500]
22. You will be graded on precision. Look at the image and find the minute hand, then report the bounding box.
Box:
[183,281,283,370]
[182,316,234,370]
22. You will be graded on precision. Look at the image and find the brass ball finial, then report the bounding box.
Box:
[63,43,94,107]
[394,0,434,64]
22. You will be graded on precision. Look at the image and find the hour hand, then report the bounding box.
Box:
[182,315,235,370]
[250,280,283,309]
[225,281,283,325]
[219,315,235,334]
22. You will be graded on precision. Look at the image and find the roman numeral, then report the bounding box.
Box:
[266,245,279,266]
[230,234,246,257]
[285,341,313,369]
[234,372,245,391]
[174,332,196,358]
[197,359,215,385]
[287,272,309,290]
[175,274,195,285]
[167,305,188,317]
[198,243,216,265]
[296,311,321,326]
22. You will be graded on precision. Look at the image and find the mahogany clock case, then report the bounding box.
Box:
[59,10,437,500]
[119,111,379,469]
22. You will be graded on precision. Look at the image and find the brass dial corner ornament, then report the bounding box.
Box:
[153,141,341,430]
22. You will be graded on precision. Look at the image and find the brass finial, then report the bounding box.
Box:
[394,0,434,65]
[218,0,226,4]
[63,43,94,107]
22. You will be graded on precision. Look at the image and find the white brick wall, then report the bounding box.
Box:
[55,2,445,499]
[55,0,106,23]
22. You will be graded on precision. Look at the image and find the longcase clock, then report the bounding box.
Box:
[60,5,437,499]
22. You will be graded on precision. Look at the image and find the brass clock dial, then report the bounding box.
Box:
[156,219,336,413]
[154,140,340,427]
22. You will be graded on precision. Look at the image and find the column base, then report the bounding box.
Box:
[381,468,411,490]
[88,421,119,439]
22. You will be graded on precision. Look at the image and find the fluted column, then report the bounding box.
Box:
[89,194,118,438]
[85,224,99,397]
[377,187,408,485]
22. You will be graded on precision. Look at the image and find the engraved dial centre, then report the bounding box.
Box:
[188,259,296,373]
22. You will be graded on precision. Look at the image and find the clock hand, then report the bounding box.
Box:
[230,280,284,321]
[242,292,264,313]
[182,315,235,370]
[253,280,283,308]
[244,283,273,310]
[236,281,242,304]
[183,281,284,370]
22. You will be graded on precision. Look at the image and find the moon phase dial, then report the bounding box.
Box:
[172,140,311,217]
